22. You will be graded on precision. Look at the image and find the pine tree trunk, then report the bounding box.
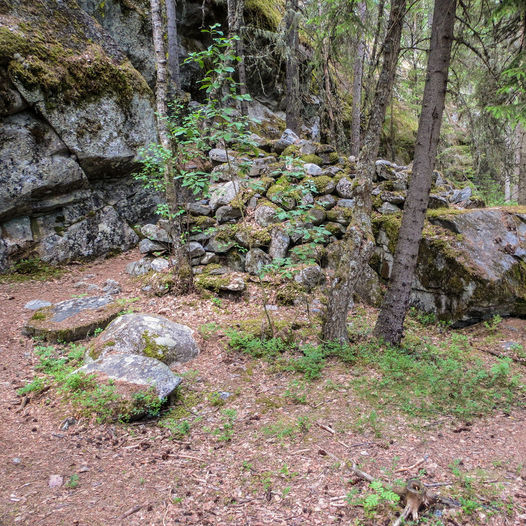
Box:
[374,0,457,345]
[350,2,366,157]
[166,0,181,91]
[150,0,192,292]
[518,124,526,205]
[285,0,300,133]
[322,0,406,344]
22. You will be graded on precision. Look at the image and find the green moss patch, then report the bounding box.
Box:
[0,2,150,106]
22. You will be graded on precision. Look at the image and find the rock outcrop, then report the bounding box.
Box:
[373,208,526,325]
[0,0,158,271]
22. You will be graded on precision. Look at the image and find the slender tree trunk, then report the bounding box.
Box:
[518,124,526,205]
[322,0,406,343]
[350,2,366,157]
[227,0,249,115]
[285,0,300,133]
[363,0,386,114]
[166,0,181,91]
[150,0,192,292]
[374,0,457,345]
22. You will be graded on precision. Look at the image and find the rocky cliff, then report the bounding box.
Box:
[0,0,162,271]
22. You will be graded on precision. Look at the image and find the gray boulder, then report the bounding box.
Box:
[336,178,355,199]
[304,163,322,176]
[187,241,205,259]
[209,181,242,210]
[209,148,229,163]
[294,265,325,290]
[126,258,152,276]
[90,313,199,366]
[374,209,526,325]
[141,224,171,244]
[216,205,242,223]
[269,228,290,260]
[77,354,182,400]
[255,204,280,227]
[245,248,272,275]
[139,239,166,254]
[23,296,122,342]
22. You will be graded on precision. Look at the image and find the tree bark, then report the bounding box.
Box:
[150,0,192,292]
[166,0,181,92]
[374,0,457,345]
[322,0,406,343]
[285,0,300,133]
[350,2,366,157]
[518,124,526,205]
[227,0,249,115]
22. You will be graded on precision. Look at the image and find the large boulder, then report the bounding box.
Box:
[373,209,526,326]
[23,296,123,342]
[77,354,182,401]
[89,313,200,366]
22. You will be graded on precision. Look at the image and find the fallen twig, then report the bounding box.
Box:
[475,346,526,365]
[395,454,429,473]
[119,504,143,519]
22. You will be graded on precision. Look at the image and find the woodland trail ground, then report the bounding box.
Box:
[0,250,525,525]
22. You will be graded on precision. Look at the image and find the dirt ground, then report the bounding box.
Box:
[1,250,525,526]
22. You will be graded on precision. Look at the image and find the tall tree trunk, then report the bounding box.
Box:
[150,0,192,292]
[322,0,406,343]
[374,0,457,345]
[363,0,386,114]
[227,0,249,115]
[285,0,300,133]
[518,124,526,205]
[350,2,366,157]
[166,0,181,92]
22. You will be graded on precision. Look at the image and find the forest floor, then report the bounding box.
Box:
[0,250,525,526]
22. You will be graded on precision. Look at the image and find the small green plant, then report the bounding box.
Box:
[160,418,191,439]
[213,408,237,442]
[484,314,503,332]
[347,480,400,518]
[211,297,223,308]
[208,391,226,407]
[199,322,220,340]
[66,474,79,489]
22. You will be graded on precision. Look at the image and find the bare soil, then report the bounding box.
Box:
[0,250,525,525]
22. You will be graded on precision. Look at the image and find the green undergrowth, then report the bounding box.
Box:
[19,343,164,422]
[226,324,524,420]
[0,257,64,283]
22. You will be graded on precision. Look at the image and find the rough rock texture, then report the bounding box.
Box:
[89,313,200,366]
[0,0,158,270]
[78,354,182,400]
[23,296,123,342]
[373,209,526,325]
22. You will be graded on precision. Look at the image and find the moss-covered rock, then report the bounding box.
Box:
[301,154,323,165]
[304,176,336,195]
[373,209,526,325]
[23,296,123,342]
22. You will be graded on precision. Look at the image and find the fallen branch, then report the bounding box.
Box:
[475,346,526,366]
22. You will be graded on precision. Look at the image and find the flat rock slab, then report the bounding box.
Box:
[23,296,123,342]
[77,354,182,400]
[89,313,199,366]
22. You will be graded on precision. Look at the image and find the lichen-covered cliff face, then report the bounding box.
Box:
[0,0,160,270]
